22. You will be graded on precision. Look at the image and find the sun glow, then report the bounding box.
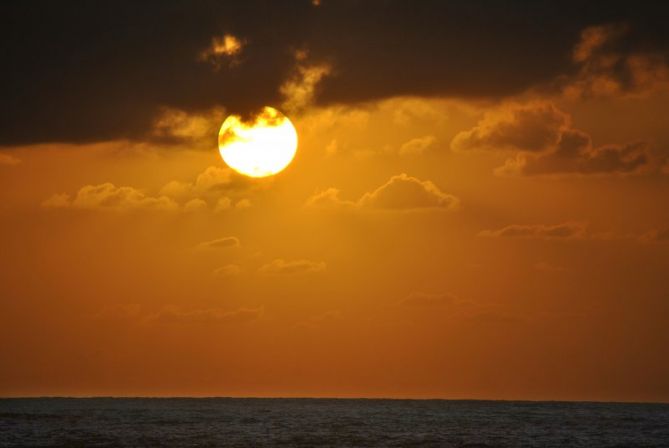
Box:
[218,107,298,178]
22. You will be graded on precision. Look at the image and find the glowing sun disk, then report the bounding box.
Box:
[218,107,298,177]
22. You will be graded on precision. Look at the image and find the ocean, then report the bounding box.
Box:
[1,398,668,447]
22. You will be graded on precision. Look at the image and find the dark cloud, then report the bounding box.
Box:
[3,1,669,146]
[453,102,654,176]
[451,102,569,153]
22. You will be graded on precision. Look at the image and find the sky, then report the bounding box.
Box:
[1,0,669,402]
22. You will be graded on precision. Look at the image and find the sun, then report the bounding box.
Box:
[218,107,298,178]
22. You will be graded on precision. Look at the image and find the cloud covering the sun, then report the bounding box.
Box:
[4,2,669,146]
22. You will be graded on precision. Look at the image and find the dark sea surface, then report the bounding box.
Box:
[1,398,668,447]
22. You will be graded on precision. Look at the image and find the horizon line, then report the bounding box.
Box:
[1,395,667,405]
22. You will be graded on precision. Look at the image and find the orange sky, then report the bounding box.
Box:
[1,3,669,402]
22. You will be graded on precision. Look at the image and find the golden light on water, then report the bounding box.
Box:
[218,106,298,178]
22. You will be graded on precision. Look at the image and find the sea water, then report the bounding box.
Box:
[1,398,668,447]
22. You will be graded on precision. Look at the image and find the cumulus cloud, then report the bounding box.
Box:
[197,236,240,250]
[43,165,254,214]
[183,198,208,212]
[479,222,587,240]
[451,102,569,153]
[398,135,436,155]
[305,188,356,209]
[159,165,253,209]
[148,305,262,324]
[258,258,326,275]
[41,193,71,209]
[454,102,654,176]
[42,183,178,211]
[358,174,459,211]
[0,153,20,166]
[306,174,459,212]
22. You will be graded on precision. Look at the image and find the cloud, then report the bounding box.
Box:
[640,228,669,244]
[358,174,459,211]
[213,264,242,277]
[398,135,436,155]
[198,34,245,69]
[479,222,587,240]
[305,188,356,209]
[148,306,263,325]
[564,24,669,99]
[496,141,651,177]
[454,102,654,176]
[41,193,71,209]
[151,107,225,144]
[0,153,20,165]
[4,3,669,146]
[183,198,208,212]
[451,102,569,153]
[280,51,331,114]
[258,258,326,275]
[42,183,179,211]
[306,174,459,212]
[160,165,253,207]
[197,236,240,250]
